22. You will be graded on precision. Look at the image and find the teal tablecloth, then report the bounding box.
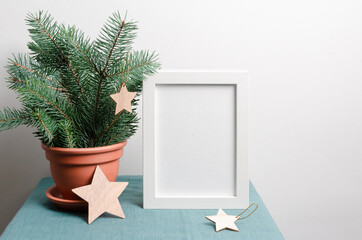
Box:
[1,176,283,239]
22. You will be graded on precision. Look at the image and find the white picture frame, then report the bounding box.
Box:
[143,70,248,209]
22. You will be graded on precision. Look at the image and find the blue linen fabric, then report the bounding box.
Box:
[1,176,284,240]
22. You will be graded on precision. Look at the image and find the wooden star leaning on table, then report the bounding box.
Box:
[72,166,128,224]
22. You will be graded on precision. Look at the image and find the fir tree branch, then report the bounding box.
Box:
[93,73,105,128]
[35,112,53,139]
[9,57,70,100]
[24,88,76,128]
[11,78,25,84]
[31,109,57,145]
[95,56,128,135]
[0,117,23,122]
[0,116,28,123]
[93,20,126,127]
[102,20,126,74]
[104,132,120,146]
[55,70,73,104]
[0,108,30,132]
[69,38,100,74]
[24,87,87,143]
[11,78,66,92]
[105,62,150,78]
[97,112,122,138]
[65,123,72,148]
[55,120,79,148]
[12,62,56,83]
[34,16,85,98]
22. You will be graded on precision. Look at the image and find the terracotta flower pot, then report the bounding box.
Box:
[42,141,127,200]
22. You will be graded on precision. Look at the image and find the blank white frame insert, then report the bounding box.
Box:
[143,70,248,209]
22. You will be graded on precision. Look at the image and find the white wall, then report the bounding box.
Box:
[1,0,362,239]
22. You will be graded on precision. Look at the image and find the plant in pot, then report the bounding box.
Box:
[0,11,160,201]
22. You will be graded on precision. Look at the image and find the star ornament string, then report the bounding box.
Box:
[205,203,259,232]
[110,55,137,115]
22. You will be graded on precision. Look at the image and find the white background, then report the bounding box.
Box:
[0,0,362,239]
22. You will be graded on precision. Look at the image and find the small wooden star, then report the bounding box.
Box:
[206,209,240,232]
[110,84,137,114]
[72,166,128,224]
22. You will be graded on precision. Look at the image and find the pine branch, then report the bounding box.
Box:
[95,108,139,146]
[102,20,126,73]
[7,55,70,101]
[12,61,56,83]
[72,39,99,73]
[55,120,76,148]
[65,124,71,148]
[31,109,57,145]
[103,50,160,92]
[59,24,100,75]
[94,12,137,72]
[93,72,106,129]
[92,18,126,127]
[92,13,132,131]
[18,82,88,146]
[35,112,53,139]
[27,11,85,99]
[11,78,66,92]
[11,78,25,84]
[104,132,121,146]
[105,61,151,78]
[34,16,83,95]
[0,116,24,123]
[97,111,122,138]
[0,108,30,132]
[21,88,75,129]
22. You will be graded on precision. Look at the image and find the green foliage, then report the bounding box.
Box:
[31,109,57,146]
[0,108,30,131]
[0,11,161,148]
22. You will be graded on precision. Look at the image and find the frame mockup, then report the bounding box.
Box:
[143,70,248,209]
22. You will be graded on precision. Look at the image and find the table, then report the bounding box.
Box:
[1,176,284,239]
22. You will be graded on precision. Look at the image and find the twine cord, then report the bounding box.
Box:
[119,54,129,91]
[235,202,258,221]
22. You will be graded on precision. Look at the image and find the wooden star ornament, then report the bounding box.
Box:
[206,209,240,232]
[110,84,137,114]
[72,166,128,224]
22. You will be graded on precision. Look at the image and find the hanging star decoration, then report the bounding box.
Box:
[206,203,259,232]
[110,84,137,114]
[72,166,129,224]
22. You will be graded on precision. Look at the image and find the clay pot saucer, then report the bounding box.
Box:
[46,185,87,211]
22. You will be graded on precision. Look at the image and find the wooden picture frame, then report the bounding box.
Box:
[143,70,248,209]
